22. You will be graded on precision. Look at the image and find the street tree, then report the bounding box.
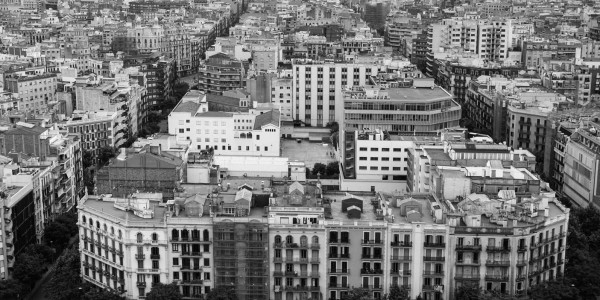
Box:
[205,286,237,300]
[146,283,182,300]
[45,248,81,300]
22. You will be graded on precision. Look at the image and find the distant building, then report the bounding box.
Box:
[197,53,245,95]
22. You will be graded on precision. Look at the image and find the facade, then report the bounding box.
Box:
[3,73,57,113]
[79,175,569,300]
[562,123,600,208]
[168,90,281,156]
[464,76,512,142]
[341,78,461,132]
[63,111,122,164]
[505,91,569,175]
[0,180,35,279]
[197,53,245,95]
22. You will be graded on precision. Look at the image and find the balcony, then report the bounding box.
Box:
[486,260,510,267]
[274,257,283,263]
[361,239,383,245]
[150,254,160,259]
[486,246,511,252]
[423,256,445,262]
[455,274,480,280]
[423,271,444,276]
[516,259,527,266]
[422,285,444,292]
[328,239,350,244]
[424,242,446,248]
[329,269,350,274]
[390,269,412,276]
[517,245,528,252]
[516,274,527,281]
[391,255,412,261]
[360,269,383,275]
[361,254,383,260]
[456,244,482,251]
[310,243,321,249]
[135,254,145,259]
[485,274,509,281]
[329,283,349,288]
[391,241,412,247]
[137,282,146,287]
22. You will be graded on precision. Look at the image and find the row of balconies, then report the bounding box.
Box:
[273,257,320,263]
[273,242,320,249]
[274,285,321,292]
[179,265,203,270]
[273,270,320,277]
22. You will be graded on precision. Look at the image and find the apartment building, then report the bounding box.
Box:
[79,175,569,300]
[464,76,514,142]
[271,77,293,120]
[197,53,245,95]
[3,73,57,113]
[75,79,142,146]
[62,111,123,164]
[292,61,384,127]
[341,78,461,132]
[506,90,569,175]
[168,90,281,157]
[562,122,600,208]
[0,179,35,279]
[268,182,326,300]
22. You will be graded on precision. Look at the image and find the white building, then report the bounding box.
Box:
[168,90,281,157]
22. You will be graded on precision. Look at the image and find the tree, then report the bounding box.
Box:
[23,243,55,264]
[45,248,82,300]
[205,286,237,300]
[529,281,581,300]
[146,283,182,300]
[326,161,340,177]
[312,163,327,177]
[341,288,371,300]
[12,252,45,287]
[0,279,26,300]
[81,282,125,300]
[97,146,116,167]
[386,285,409,300]
[455,283,481,300]
[82,150,94,169]
[43,219,73,253]
[331,131,339,150]
[326,121,339,134]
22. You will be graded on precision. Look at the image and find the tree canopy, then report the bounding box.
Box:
[386,285,410,300]
[341,288,371,300]
[0,279,26,300]
[145,283,182,300]
[45,247,82,300]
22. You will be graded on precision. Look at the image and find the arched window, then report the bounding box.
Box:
[203,229,209,241]
[192,229,200,241]
[103,224,107,232]
[118,230,122,239]
[247,132,253,139]
[111,227,114,235]
[96,221,100,229]
[89,218,93,225]
[312,236,319,245]
[82,215,86,224]
[181,229,189,241]
[240,133,246,138]
[286,235,293,244]
[274,235,282,244]
[300,235,308,247]
[152,233,158,241]
[172,229,179,241]
[137,233,143,243]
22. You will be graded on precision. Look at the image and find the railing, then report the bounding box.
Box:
[360,269,383,275]
[391,241,412,247]
[329,283,349,288]
[455,274,480,280]
[135,254,145,259]
[486,260,510,266]
[390,269,412,276]
[517,245,528,252]
[391,255,412,261]
[424,242,446,248]
[486,246,511,252]
[485,274,509,281]
[423,256,445,262]
[150,254,160,259]
[329,269,350,274]
[423,271,444,276]
[328,239,350,244]
[456,244,482,251]
[361,239,383,245]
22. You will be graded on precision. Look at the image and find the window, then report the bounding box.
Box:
[359,157,367,161]
[370,157,378,161]
[173,258,179,265]
[370,148,378,151]
[178,129,184,133]
[137,233,143,243]
[382,157,389,161]
[152,233,158,241]
[370,166,378,170]
[204,258,210,266]
[382,148,390,152]
[393,148,402,152]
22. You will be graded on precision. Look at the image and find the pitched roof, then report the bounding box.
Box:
[206,94,240,107]
[253,110,280,130]
[195,111,234,118]
[109,152,183,169]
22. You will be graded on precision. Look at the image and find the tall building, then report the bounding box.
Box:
[562,122,600,208]
[3,73,57,113]
[0,177,35,279]
[197,53,246,95]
